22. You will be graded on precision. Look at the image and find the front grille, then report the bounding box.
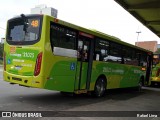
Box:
[12,77,22,81]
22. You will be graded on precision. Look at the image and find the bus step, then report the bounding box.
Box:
[74,90,87,94]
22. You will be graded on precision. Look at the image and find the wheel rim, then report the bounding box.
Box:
[95,79,106,97]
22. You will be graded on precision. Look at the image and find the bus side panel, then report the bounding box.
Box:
[40,17,77,92]
[90,61,123,90]
[43,56,77,92]
[90,61,143,90]
[119,66,144,88]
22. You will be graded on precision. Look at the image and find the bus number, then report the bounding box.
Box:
[23,52,34,58]
[31,20,39,27]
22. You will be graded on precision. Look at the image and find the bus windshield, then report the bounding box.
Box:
[6,15,42,45]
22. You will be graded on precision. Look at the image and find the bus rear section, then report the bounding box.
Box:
[3,14,44,88]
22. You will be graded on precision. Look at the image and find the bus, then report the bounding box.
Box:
[3,14,153,97]
[151,54,160,86]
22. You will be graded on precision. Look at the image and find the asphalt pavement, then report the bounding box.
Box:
[0,67,160,120]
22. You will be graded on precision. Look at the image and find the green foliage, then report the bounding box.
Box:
[155,48,160,54]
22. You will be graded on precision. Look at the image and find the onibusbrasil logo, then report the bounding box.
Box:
[1,112,42,118]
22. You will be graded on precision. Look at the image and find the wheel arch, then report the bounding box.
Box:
[92,74,107,97]
[96,74,107,88]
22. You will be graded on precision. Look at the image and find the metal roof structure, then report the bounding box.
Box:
[114,0,160,38]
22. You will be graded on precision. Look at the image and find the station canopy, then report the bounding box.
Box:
[114,0,160,38]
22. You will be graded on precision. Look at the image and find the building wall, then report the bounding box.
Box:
[135,41,157,52]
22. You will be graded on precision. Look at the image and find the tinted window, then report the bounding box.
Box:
[139,52,147,66]
[109,42,122,63]
[94,38,109,61]
[122,47,139,66]
[7,15,42,45]
[50,22,76,50]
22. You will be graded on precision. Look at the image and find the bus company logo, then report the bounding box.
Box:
[10,46,16,53]
[2,112,11,117]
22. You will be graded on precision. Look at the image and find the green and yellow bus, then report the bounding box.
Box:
[151,54,160,86]
[3,14,153,97]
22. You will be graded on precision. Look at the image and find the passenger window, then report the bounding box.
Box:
[50,22,76,50]
[109,42,122,63]
[94,38,109,61]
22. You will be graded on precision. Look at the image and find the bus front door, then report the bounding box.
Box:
[76,32,94,92]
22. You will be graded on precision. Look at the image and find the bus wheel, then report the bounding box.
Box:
[150,82,155,87]
[94,78,106,97]
[137,79,143,92]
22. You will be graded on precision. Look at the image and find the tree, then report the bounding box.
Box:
[155,48,160,54]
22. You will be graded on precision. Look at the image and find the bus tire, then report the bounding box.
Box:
[137,78,143,92]
[93,77,106,97]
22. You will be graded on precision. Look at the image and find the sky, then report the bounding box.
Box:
[0,0,160,44]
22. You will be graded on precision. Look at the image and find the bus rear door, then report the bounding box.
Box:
[75,32,94,93]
